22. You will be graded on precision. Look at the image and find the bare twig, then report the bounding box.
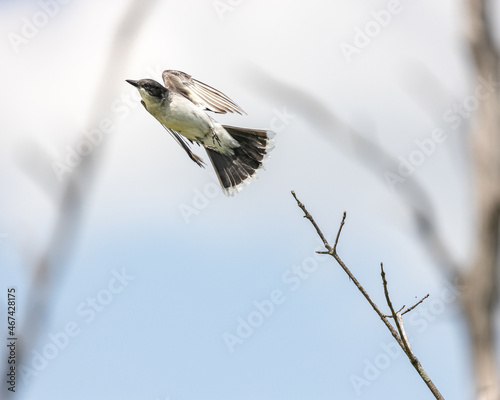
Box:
[396,312,412,354]
[333,211,346,253]
[291,191,444,400]
[383,295,429,318]
[291,191,331,253]
[402,294,430,316]
[381,263,413,358]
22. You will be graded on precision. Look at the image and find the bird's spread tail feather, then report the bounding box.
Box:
[205,125,274,196]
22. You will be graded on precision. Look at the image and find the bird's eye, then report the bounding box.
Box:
[146,85,163,97]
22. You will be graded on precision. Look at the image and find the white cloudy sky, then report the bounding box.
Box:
[1,0,496,399]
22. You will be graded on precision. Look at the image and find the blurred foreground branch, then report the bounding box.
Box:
[291,190,444,399]
[459,1,500,399]
[1,1,159,396]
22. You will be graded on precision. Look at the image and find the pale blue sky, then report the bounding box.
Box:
[0,0,492,399]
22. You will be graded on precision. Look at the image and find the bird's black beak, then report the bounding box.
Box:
[126,79,139,88]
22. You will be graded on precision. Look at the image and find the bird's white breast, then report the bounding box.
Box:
[156,94,212,141]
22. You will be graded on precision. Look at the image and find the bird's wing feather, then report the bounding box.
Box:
[162,70,246,115]
[140,99,205,167]
[161,125,205,168]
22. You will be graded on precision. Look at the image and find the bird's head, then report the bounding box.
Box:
[126,79,167,105]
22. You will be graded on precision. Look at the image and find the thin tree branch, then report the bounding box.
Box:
[402,294,430,316]
[291,191,444,400]
[291,191,332,252]
[333,211,346,253]
[396,312,413,354]
[381,263,414,358]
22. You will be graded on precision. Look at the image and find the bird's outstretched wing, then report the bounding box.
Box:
[162,70,246,115]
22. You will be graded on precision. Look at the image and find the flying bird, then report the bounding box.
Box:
[126,70,274,195]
